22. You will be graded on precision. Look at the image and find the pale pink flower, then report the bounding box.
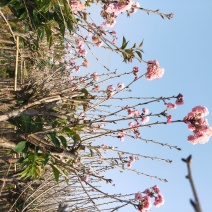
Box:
[54,60,59,65]
[79,49,87,57]
[152,185,160,194]
[107,85,115,91]
[117,82,124,89]
[96,41,103,47]
[145,60,165,80]
[187,135,199,145]
[133,110,141,117]
[165,103,177,109]
[82,59,89,68]
[92,85,100,92]
[133,66,139,75]
[135,192,142,200]
[91,72,99,81]
[144,189,151,195]
[128,122,134,128]
[107,91,115,98]
[69,0,85,12]
[119,134,125,142]
[82,175,88,182]
[74,66,80,72]
[106,19,116,28]
[142,108,149,115]
[192,106,209,117]
[130,1,140,13]
[184,106,211,144]
[141,116,150,124]
[128,108,134,116]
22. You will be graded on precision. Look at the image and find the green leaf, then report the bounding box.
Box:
[121,36,129,49]
[50,164,60,183]
[59,136,67,148]
[0,0,15,7]
[20,114,31,132]
[61,127,76,137]
[139,40,144,47]
[135,51,142,59]
[30,116,43,133]
[48,132,60,148]
[13,141,27,153]
[38,26,45,40]
[81,88,89,99]
[45,24,53,47]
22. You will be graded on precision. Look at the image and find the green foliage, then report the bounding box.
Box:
[13,141,27,153]
[9,114,43,133]
[19,149,50,179]
[120,36,143,62]
[50,164,60,182]
[0,0,77,46]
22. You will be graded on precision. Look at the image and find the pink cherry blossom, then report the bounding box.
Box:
[144,189,151,195]
[141,116,150,124]
[69,0,85,12]
[175,93,184,105]
[107,91,115,98]
[165,103,177,109]
[154,194,165,207]
[92,85,100,92]
[184,106,212,144]
[129,156,135,162]
[82,59,89,68]
[142,108,149,115]
[152,185,160,194]
[192,106,209,117]
[91,72,99,81]
[119,134,125,142]
[145,60,165,80]
[167,115,172,123]
[117,82,124,89]
[133,66,139,75]
[142,196,152,210]
[82,175,88,182]
[107,85,115,91]
[130,2,140,13]
[96,41,103,47]
[135,192,142,201]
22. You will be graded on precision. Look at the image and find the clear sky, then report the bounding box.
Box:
[108,1,212,211]
[78,0,212,211]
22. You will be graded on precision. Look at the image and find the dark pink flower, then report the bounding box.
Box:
[167,115,172,123]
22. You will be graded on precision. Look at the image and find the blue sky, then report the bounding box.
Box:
[77,0,212,211]
[109,1,212,211]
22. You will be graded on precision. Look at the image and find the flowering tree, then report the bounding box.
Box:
[0,0,211,211]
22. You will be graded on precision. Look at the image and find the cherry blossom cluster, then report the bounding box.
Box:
[127,156,136,167]
[100,0,140,28]
[184,106,212,144]
[69,0,85,12]
[135,185,164,212]
[163,93,184,123]
[145,60,165,80]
